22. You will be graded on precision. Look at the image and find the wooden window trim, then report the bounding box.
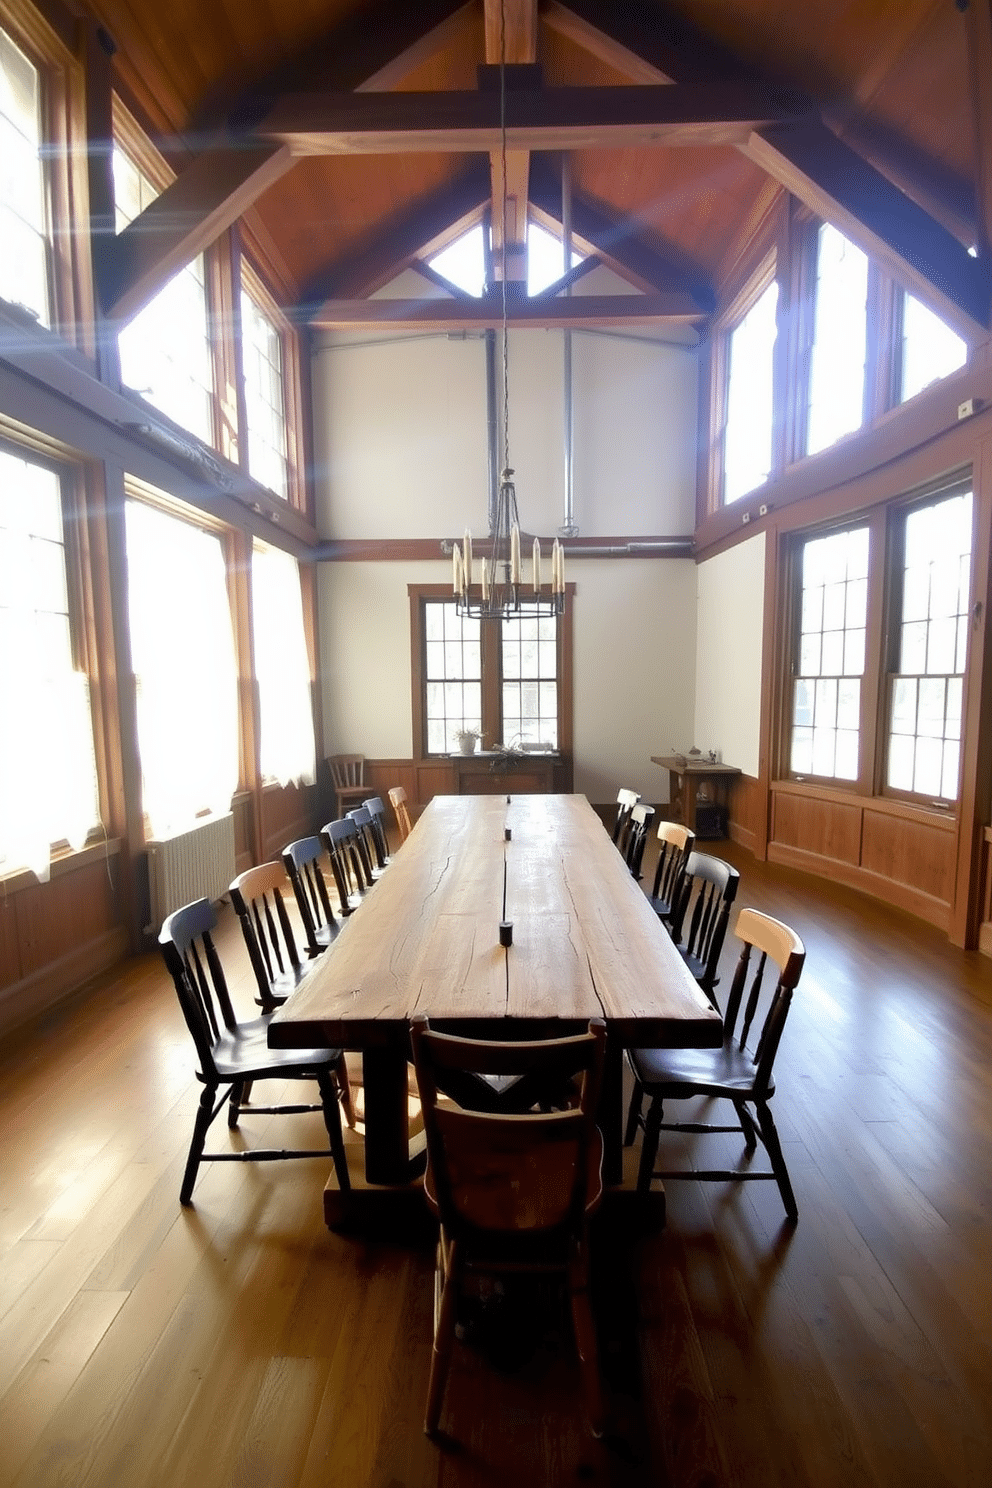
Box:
[238,255,306,515]
[709,250,779,513]
[408,583,574,764]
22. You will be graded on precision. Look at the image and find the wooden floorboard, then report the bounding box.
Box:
[1,834,991,1486]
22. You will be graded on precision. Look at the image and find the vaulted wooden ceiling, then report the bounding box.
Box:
[85,0,992,341]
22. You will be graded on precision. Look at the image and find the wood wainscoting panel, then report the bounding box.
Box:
[978,825,992,958]
[260,780,317,862]
[727,773,763,854]
[770,787,862,865]
[861,805,957,905]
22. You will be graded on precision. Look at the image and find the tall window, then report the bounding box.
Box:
[887,490,972,801]
[0,447,99,878]
[252,545,315,785]
[114,146,214,445]
[806,225,868,455]
[722,278,778,503]
[0,26,49,325]
[790,526,869,780]
[125,500,239,839]
[241,290,289,499]
[413,591,569,757]
[900,294,967,403]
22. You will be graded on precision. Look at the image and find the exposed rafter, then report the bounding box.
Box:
[483,0,537,286]
[546,0,990,337]
[100,0,473,324]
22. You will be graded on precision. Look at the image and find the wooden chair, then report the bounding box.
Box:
[388,785,413,843]
[612,787,639,847]
[158,898,351,1205]
[669,851,741,1009]
[320,817,370,914]
[647,820,695,926]
[281,835,342,957]
[362,795,391,867]
[328,753,367,820]
[347,804,384,881]
[229,860,310,1013]
[410,1016,607,1439]
[625,907,805,1220]
[624,802,655,879]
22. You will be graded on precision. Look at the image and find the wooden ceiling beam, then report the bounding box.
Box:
[256,82,809,154]
[548,0,989,335]
[100,0,473,323]
[746,124,989,340]
[308,293,704,332]
[966,0,992,262]
[483,0,538,285]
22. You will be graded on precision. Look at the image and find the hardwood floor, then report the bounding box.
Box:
[1,834,991,1487]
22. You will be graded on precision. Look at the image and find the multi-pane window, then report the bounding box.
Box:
[887,490,972,801]
[501,614,559,748]
[722,278,778,503]
[0,26,49,325]
[241,291,289,499]
[806,225,868,455]
[426,220,582,298]
[418,596,565,756]
[0,447,99,878]
[424,601,483,753]
[900,294,967,403]
[125,499,239,839]
[252,544,315,785]
[790,527,869,780]
[114,148,214,445]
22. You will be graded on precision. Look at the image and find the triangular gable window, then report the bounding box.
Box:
[427,221,583,298]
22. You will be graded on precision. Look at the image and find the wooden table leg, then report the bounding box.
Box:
[600,1035,624,1187]
[362,1043,425,1186]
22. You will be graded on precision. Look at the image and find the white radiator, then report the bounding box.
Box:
[147,814,236,930]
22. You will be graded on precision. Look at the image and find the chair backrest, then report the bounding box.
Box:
[670,851,741,1003]
[723,908,805,1094]
[159,898,234,1079]
[388,785,413,843]
[410,1017,606,1237]
[650,820,695,917]
[328,754,365,792]
[362,796,390,866]
[229,860,305,1012]
[281,835,340,955]
[346,805,379,880]
[320,817,368,911]
[624,802,655,878]
[612,787,639,845]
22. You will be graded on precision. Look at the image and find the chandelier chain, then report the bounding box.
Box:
[499,0,510,479]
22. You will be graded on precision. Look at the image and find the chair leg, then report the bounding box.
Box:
[181,1083,218,1205]
[317,1067,351,1192]
[623,1076,644,1146]
[228,1080,245,1128]
[754,1101,798,1221]
[336,1054,358,1130]
[425,1236,460,1436]
[569,1239,605,1438]
[636,1095,664,1197]
[734,1099,758,1151]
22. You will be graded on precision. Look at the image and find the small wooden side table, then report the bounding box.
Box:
[651,756,742,839]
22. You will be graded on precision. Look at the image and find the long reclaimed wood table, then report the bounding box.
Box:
[268,794,722,1189]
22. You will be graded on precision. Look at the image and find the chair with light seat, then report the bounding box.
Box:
[624,907,805,1221]
[624,801,655,880]
[229,860,312,1012]
[388,784,413,844]
[647,820,695,927]
[362,795,392,868]
[159,897,351,1206]
[612,787,639,850]
[410,1016,608,1440]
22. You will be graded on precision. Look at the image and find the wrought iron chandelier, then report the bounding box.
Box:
[452,0,564,621]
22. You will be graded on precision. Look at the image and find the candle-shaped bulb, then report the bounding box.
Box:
[532,536,541,593]
[481,559,490,603]
[453,544,464,596]
[510,523,521,585]
[463,529,473,587]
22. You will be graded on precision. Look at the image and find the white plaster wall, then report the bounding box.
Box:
[311,298,702,801]
[693,533,766,777]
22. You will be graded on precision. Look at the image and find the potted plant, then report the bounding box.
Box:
[455,727,482,755]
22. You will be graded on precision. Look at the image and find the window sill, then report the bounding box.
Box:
[772,778,957,828]
[1,835,122,894]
